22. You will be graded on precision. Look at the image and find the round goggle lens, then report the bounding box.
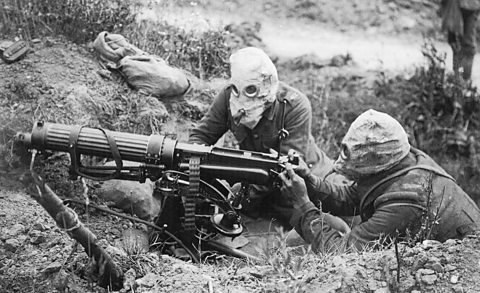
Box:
[244,85,258,97]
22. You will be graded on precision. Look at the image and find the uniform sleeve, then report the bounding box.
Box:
[289,202,349,253]
[304,174,360,216]
[290,192,424,253]
[188,90,229,145]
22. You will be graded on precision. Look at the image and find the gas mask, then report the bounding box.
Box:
[227,47,279,129]
[332,143,363,181]
[229,76,278,129]
[333,109,411,180]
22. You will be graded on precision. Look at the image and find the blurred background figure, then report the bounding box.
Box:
[440,0,480,81]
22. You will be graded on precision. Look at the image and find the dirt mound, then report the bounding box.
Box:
[0,36,218,168]
[2,186,479,292]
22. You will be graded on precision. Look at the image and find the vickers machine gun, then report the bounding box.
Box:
[16,121,298,261]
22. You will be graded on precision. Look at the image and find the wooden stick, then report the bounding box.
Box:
[26,153,124,290]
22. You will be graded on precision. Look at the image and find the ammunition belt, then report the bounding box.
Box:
[184,156,200,233]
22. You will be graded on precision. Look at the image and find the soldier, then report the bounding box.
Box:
[440,0,480,81]
[189,47,334,223]
[279,109,480,252]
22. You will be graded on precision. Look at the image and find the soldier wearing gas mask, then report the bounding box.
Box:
[279,109,480,253]
[189,47,334,223]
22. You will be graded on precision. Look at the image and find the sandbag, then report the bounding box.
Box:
[93,31,145,63]
[119,55,190,98]
[95,161,161,221]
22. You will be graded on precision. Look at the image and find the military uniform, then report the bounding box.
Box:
[189,81,333,179]
[291,148,480,252]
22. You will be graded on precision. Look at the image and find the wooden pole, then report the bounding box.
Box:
[26,152,124,290]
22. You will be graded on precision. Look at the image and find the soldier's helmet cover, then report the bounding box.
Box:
[333,109,411,179]
[228,47,280,129]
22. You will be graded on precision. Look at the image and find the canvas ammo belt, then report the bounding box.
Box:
[184,156,201,234]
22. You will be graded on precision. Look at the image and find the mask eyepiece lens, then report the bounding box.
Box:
[244,85,258,97]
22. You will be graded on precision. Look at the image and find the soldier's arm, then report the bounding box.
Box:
[188,90,229,145]
[291,192,424,253]
[303,173,360,216]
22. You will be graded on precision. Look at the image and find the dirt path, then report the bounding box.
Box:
[261,19,445,70]
[140,3,480,87]
[261,19,480,87]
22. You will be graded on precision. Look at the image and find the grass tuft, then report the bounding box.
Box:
[1,0,139,43]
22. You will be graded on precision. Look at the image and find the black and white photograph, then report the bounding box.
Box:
[1,0,480,292]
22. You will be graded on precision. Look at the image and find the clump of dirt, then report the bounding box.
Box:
[126,234,480,293]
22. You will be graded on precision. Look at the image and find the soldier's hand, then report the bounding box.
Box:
[278,163,310,209]
[287,149,310,178]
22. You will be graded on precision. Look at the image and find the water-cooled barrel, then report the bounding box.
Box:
[16,121,179,168]
[15,121,285,185]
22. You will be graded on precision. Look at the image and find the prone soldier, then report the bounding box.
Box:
[279,109,480,252]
